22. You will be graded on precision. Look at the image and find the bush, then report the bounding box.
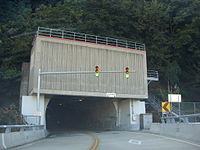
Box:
[0,105,24,125]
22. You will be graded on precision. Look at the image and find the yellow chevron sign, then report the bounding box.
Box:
[162,102,171,112]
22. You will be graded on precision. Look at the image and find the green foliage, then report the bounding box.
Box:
[0,0,199,106]
[0,105,23,125]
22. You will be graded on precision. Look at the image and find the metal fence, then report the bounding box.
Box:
[171,102,200,115]
[37,27,145,51]
[161,102,200,123]
[162,113,200,123]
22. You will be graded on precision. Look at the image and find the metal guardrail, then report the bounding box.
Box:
[37,27,146,51]
[161,113,200,123]
[0,125,44,133]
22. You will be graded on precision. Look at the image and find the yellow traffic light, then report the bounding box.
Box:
[125,67,129,79]
[95,66,100,77]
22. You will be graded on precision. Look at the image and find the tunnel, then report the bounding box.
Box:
[46,96,117,131]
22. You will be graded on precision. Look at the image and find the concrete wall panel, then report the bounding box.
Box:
[0,130,47,149]
[29,36,147,98]
[150,123,200,143]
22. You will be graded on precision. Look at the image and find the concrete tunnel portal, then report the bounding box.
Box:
[46,96,117,131]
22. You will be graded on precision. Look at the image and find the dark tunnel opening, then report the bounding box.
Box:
[46,96,117,131]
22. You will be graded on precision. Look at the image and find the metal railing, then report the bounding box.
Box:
[147,70,159,81]
[161,113,200,123]
[37,27,145,51]
[171,102,200,115]
[0,125,44,133]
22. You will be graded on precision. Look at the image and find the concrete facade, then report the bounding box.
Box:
[117,100,145,130]
[21,95,145,130]
[21,96,49,126]
[29,36,147,99]
[19,34,148,130]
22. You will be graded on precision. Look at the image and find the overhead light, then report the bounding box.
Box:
[79,99,84,102]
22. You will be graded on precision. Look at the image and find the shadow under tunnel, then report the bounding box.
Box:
[46,96,117,131]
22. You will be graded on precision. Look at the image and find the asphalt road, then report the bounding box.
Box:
[10,131,200,150]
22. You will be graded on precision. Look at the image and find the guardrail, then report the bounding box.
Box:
[0,125,44,133]
[37,27,145,51]
[161,113,200,123]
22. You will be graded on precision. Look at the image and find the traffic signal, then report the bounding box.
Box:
[125,67,129,79]
[95,66,100,77]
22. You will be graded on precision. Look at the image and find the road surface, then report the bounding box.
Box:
[10,131,200,150]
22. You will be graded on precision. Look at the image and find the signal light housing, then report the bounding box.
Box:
[125,67,129,79]
[95,66,100,77]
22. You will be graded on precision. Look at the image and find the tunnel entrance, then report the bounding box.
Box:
[46,96,117,131]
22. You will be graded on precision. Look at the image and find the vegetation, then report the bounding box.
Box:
[0,0,199,111]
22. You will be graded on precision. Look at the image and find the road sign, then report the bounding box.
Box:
[168,94,181,102]
[106,93,116,97]
[162,102,171,112]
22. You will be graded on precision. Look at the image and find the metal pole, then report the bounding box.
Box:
[40,70,136,75]
[194,103,196,122]
[106,37,108,45]
[50,29,52,37]
[194,102,196,114]
[37,69,41,125]
[62,30,64,38]
[37,27,40,36]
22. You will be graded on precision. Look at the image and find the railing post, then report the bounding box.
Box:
[50,29,52,37]
[126,41,128,48]
[20,127,25,132]
[73,32,75,40]
[96,36,97,44]
[62,30,64,38]
[37,27,40,36]
[37,69,41,125]
[5,127,11,133]
[106,37,108,45]
[143,44,146,51]
[85,34,86,42]
[116,39,118,47]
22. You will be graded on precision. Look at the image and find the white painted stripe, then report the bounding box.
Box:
[2,133,7,149]
[128,139,142,145]
[132,132,200,148]
[149,133,200,148]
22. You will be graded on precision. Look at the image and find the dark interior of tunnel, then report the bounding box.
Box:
[46,96,117,131]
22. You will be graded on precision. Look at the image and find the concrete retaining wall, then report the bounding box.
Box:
[150,123,200,143]
[0,130,47,149]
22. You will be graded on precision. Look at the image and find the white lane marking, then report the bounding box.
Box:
[131,132,200,148]
[11,143,34,150]
[2,133,7,149]
[128,139,142,145]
